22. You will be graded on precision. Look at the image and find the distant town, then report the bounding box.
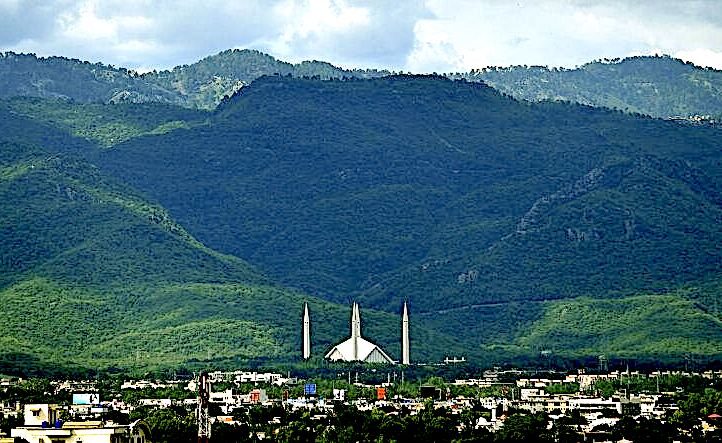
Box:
[2,366,722,443]
[2,301,722,442]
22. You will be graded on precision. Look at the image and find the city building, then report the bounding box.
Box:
[11,404,152,443]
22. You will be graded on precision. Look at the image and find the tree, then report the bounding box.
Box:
[143,408,196,443]
[496,412,552,443]
[611,416,676,443]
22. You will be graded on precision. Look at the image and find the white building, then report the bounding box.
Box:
[325,303,394,364]
[11,404,152,443]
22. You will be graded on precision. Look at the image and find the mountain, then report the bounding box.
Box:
[143,49,390,109]
[0,50,389,110]
[3,51,721,120]
[463,55,722,120]
[0,52,178,105]
[0,107,458,373]
[92,75,722,362]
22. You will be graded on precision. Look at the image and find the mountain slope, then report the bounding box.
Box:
[466,55,722,119]
[0,52,179,104]
[1,97,208,147]
[0,114,458,372]
[144,49,390,109]
[93,75,722,360]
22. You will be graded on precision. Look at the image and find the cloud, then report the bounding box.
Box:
[1,0,721,72]
[0,1,69,47]
[402,0,722,72]
[254,0,430,69]
[676,48,722,70]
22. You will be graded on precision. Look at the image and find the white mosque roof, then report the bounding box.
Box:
[324,336,394,364]
[324,301,395,364]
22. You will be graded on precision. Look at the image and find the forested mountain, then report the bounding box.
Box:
[0,52,178,104]
[5,50,720,120]
[0,106,460,373]
[143,49,390,109]
[466,55,722,119]
[2,49,722,371]
[0,50,389,110]
[91,75,722,363]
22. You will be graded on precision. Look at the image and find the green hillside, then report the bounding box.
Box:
[143,49,389,109]
[90,75,722,362]
[466,55,722,119]
[1,69,721,370]
[0,123,458,373]
[1,97,207,147]
[0,52,178,104]
[419,292,722,363]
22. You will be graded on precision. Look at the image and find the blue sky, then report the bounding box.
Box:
[1,0,721,72]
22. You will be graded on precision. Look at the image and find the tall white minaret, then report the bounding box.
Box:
[401,301,410,365]
[352,302,361,338]
[351,302,361,360]
[302,303,311,360]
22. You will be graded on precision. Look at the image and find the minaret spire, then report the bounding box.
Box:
[353,302,361,338]
[351,302,361,360]
[303,302,311,360]
[402,301,410,365]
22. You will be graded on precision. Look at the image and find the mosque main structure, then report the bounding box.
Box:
[302,301,410,364]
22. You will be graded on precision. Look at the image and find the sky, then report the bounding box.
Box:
[1,0,721,73]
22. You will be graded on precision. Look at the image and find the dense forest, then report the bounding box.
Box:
[0,53,721,372]
[95,75,722,364]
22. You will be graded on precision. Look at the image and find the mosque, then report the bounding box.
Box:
[302,301,410,364]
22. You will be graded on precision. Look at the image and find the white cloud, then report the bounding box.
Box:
[57,1,118,41]
[0,0,721,72]
[0,0,20,12]
[676,48,722,70]
[264,0,372,62]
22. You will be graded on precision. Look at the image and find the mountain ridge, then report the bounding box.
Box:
[2,49,721,119]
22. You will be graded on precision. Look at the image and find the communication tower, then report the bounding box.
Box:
[197,371,211,443]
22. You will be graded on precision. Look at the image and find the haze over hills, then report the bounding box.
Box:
[1,49,721,119]
[1,50,722,372]
[0,49,389,110]
[465,55,722,120]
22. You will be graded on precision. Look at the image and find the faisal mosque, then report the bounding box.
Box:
[302,301,410,365]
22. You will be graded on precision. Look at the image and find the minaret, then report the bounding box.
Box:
[401,301,410,365]
[351,302,361,360]
[353,302,361,338]
[302,303,311,360]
